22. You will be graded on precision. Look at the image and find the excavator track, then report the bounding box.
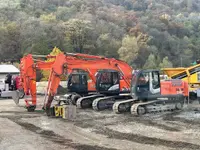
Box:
[92,96,116,111]
[113,99,137,114]
[113,95,185,115]
[76,94,104,109]
[92,94,132,111]
[131,98,184,116]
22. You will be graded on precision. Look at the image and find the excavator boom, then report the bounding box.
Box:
[19,54,56,111]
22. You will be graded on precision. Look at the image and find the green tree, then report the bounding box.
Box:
[65,19,93,53]
[118,35,139,64]
[159,57,173,68]
[56,6,77,21]
[118,32,148,65]
[0,22,22,61]
[40,13,56,23]
[96,33,121,58]
[143,54,159,69]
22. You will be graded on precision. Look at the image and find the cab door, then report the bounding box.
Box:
[67,73,88,94]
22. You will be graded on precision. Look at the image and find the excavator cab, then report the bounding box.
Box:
[67,72,88,94]
[131,70,161,100]
[96,70,120,95]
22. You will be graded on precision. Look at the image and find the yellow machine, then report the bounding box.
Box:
[162,64,200,100]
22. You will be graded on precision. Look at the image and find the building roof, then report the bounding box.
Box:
[0,65,19,73]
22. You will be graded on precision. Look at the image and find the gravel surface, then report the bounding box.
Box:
[1,97,200,150]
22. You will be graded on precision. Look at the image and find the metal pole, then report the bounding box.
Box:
[181,57,182,67]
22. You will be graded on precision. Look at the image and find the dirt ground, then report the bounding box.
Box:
[1,97,200,150]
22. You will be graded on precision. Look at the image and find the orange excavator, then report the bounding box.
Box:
[18,54,56,111]
[20,52,132,112]
[42,53,189,116]
[20,52,189,116]
[43,53,133,114]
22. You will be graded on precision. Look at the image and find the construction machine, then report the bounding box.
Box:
[112,70,189,115]
[162,63,200,100]
[21,52,189,116]
[21,52,132,112]
[76,68,133,110]
[54,52,130,105]
[42,53,188,115]
[79,68,189,112]
[42,53,132,115]
[19,53,103,111]
[18,54,56,111]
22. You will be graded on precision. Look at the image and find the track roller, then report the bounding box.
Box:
[77,94,104,109]
[71,94,81,105]
[175,102,183,110]
[137,106,146,115]
[113,99,136,114]
[92,97,116,111]
[130,103,145,115]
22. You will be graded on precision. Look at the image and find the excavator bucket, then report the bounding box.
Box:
[0,90,20,105]
[11,91,20,105]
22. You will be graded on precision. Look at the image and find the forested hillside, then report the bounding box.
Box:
[1,0,200,68]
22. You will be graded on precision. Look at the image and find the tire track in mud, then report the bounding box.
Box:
[0,111,44,114]
[74,111,200,149]
[163,111,200,125]
[74,114,181,132]
[2,109,199,149]
[94,127,200,150]
[3,115,116,150]
[118,116,181,132]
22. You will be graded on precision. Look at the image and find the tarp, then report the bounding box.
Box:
[0,65,19,73]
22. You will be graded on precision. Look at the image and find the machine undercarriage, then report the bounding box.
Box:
[113,95,185,115]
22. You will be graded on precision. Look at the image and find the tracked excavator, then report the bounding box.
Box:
[43,53,132,115]
[77,68,189,112]
[20,52,112,111]
[21,52,189,116]
[42,53,188,115]
[55,52,132,105]
[21,52,132,112]
[76,68,133,110]
[112,70,189,115]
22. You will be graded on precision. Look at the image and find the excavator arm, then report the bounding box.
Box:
[19,54,55,111]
